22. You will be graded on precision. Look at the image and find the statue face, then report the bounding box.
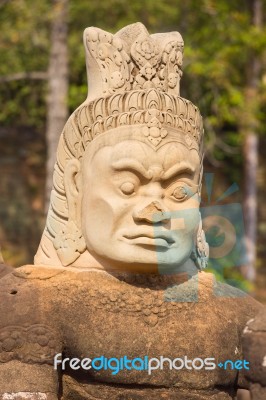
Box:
[81,137,201,274]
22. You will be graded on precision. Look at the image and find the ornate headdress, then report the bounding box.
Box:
[72,23,203,155]
[35,23,207,268]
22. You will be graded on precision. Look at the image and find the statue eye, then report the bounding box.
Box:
[120,182,135,195]
[172,185,188,201]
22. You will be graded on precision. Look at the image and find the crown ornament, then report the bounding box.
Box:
[70,23,204,155]
[73,87,203,154]
[140,109,168,146]
[84,23,184,100]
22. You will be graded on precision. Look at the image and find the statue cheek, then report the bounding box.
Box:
[169,207,200,235]
[82,196,128,241]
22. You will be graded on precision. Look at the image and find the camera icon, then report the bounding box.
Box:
[159,173,249,301]
[201,203,247,269]
[201,202,248,297]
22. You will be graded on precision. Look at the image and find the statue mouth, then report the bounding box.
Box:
[122,233,175,248]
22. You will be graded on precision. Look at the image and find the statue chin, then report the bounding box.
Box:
[35,232,199,278]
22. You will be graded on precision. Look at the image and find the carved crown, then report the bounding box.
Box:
[84,22,184,101]
[74,89,203,154]
[66,23,204,155]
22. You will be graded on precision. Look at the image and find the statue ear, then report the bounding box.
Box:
[190,217,209,271]
[53,159,86,266]
[64,159,82,223]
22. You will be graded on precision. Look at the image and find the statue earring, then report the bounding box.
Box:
[191,219,209,270]
[54,221,86,266]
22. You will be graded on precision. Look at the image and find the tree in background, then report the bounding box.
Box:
[242,0,263,281]
[45,0,68,211]
[180,0,266,282]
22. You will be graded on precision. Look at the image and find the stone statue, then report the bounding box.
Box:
[0,23,263,400]
[35,22,207,274]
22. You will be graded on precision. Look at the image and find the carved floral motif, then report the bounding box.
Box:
[85,29,132,96]
[138,109,168,146]
[54,221,86,266]
[191,220,209,270]
[90,287,194,327]
[84,24,184,96]
[0,324,59,364]
[75,88,203,152]
[58,285,194,327]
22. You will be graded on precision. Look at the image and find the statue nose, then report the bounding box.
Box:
[133,201,170,224]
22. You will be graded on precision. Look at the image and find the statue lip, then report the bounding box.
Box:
[122,232,175,247]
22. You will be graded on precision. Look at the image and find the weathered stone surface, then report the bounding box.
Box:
[1,393,48,400]
[0,266,263,398]
[0,360,58,399]
[62,374,234,400]
[242,308,266,399]
[248,383,266,400]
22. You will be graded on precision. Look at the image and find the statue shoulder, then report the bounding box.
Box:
[0,265,63,364]
[0,263,13,279]
[203,272,264,328]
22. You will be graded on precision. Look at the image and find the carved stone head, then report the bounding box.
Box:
[35,23,209,274]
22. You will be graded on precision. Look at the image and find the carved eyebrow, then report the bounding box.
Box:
[111,159,151,180]
[162,162,195,181]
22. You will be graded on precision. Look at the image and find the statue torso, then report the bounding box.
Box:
[0,266,262,399]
